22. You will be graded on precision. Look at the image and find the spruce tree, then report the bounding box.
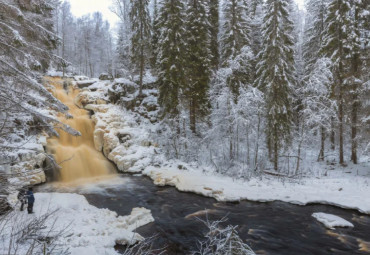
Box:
[157,0,186,117]
[184,0,212,133]
[220,0,251,64]
[255,0,296,171]
[321,0,352,165]
[220,0,252,101]
[303,0,329,158]
[250,0,264,56]
[303,0,329,75]
[150,0,160,71]
[347,0,365,164]
[130,0,151,95]
[209,0,220,70]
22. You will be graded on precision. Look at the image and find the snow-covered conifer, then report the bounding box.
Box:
[129,0,151,94]
[157,0,186,117]
[255,0,296,171]
[184,0,212,133]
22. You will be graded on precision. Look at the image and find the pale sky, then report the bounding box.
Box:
[69,0,120,26]
[68,0,305,27]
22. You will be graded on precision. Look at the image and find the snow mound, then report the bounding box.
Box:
[46,69,64,77]
[312,212,354,229]
[1,193,154,255]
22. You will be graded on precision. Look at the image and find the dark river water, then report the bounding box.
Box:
[39,174,370,255]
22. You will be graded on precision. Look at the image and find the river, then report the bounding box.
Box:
[38,174,370,255]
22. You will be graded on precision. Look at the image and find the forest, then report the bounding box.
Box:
[53,0,370,175]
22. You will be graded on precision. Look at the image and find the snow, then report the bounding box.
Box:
[46,69,64,77]
[142,163,370,214]
[114,78,138,87]
[312,212,354,229]
[2,193,154,255]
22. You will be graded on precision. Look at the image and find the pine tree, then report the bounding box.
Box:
[220,0,252,101]
[255,0,296,171]
[130,0,151,95]
[157,0,186,117]
[321,0,352,165]
[209,0,220,70]
[184,0,212,133]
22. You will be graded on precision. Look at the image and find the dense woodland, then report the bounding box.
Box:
[1,0,370,179]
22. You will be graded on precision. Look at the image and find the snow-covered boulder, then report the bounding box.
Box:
[76,79,97,88]
[73,75,89,81]
[99,73,113,80]
[312,213,354,229]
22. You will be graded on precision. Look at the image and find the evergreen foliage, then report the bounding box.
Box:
[157,0,186,117]
[220,0,252,101]
[129,0,151,94]
[255,0,296,170]
[184,0,212,133]
[208,0,220,70]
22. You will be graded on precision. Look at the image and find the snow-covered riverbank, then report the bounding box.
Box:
[2,192,154,255]
[143,163,370,214]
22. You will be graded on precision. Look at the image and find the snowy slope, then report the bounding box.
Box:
[2,193,154,255]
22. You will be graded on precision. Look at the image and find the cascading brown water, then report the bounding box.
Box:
[46,77,114,182]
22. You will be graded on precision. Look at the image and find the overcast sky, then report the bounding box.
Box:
[69,0,305,27]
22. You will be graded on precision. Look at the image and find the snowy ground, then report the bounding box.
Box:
[2,192,154,255]
[312,212,354,229]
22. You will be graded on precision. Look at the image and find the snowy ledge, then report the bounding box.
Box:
[143,166,370,215]
[312,212,354,229]
[2,193,154,255]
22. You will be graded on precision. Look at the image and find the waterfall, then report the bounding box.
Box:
[47,77,114,182]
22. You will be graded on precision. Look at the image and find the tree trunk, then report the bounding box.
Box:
[351,90,359,164]
[350,4,360,164]
[318,126,325,161]
[274,125,278,171]
[254,114,261,171]
[339,85,344,165]
[330,117,335,150]
[190,99,196,133]
[139,45,144,95]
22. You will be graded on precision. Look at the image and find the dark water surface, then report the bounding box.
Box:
[40,174,370,255]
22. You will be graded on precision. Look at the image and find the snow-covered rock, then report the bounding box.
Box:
[1,135,48,189]
[2,193,154,255]
[76,79,98,88]
[312,213,354,229]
